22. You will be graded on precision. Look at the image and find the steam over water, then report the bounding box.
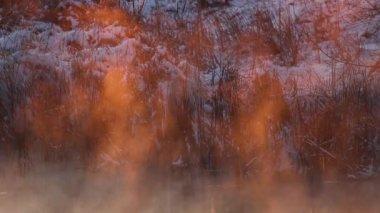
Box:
[1,165,380,213]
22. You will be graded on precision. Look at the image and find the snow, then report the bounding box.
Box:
[0,30,32,51]
[362,43,380,51]
[172,155,185,167]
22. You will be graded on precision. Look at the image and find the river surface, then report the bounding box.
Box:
[0,166,379,213]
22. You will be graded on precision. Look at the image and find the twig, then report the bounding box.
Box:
[306,139,336,159]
